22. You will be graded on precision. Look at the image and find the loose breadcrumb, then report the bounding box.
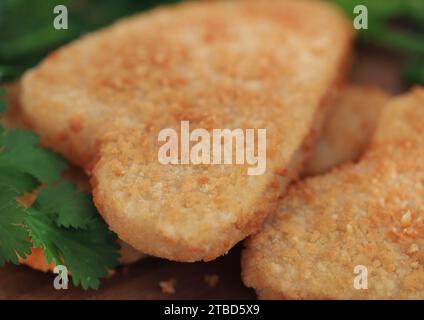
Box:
[160,278,177,295]
[204,274,220,288]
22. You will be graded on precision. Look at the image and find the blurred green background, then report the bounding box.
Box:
[0,0,423,85]
[0,0,182,80]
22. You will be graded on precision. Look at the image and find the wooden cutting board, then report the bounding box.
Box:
[0,45,405,300]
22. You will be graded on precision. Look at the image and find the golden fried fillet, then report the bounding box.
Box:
[21,0,353,262]
[304,85,390,176]
[242,88,424,299]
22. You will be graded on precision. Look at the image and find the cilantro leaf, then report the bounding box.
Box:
[0,168,38,195]
[0,186,32,266]
[26,209,120,290]
[0,91,119,289]
[35,181,97,229]
[0,128,68,183]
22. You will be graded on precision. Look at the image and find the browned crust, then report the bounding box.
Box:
[242,88,424,300]
[92,27,353,262]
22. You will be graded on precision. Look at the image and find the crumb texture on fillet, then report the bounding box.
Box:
[304,85,390,176]
[21,0,353,261]
[242,88,424,300]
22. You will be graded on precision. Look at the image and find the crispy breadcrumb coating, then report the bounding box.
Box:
[242,88,424,299]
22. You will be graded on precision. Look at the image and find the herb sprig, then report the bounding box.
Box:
[0,87,119,289]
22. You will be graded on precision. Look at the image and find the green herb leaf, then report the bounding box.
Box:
[26,209,119,290]
[0,168,38,194]
[0,128,68,183]
[0,186,32,266]
[36,181,98,229]
[0,90,119,289]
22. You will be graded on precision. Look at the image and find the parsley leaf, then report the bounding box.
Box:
[26,209,119,290]
[0,168,39,194]
[35,181,96,229]
[0,186,32,266]
[0,129,68,183]
[0,90,119,289]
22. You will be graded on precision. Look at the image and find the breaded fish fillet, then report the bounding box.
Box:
[242,88,424,299]
[21,0,353,262]
[304,85,390,176]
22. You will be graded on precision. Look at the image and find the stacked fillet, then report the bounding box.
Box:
[242,88,424,299]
